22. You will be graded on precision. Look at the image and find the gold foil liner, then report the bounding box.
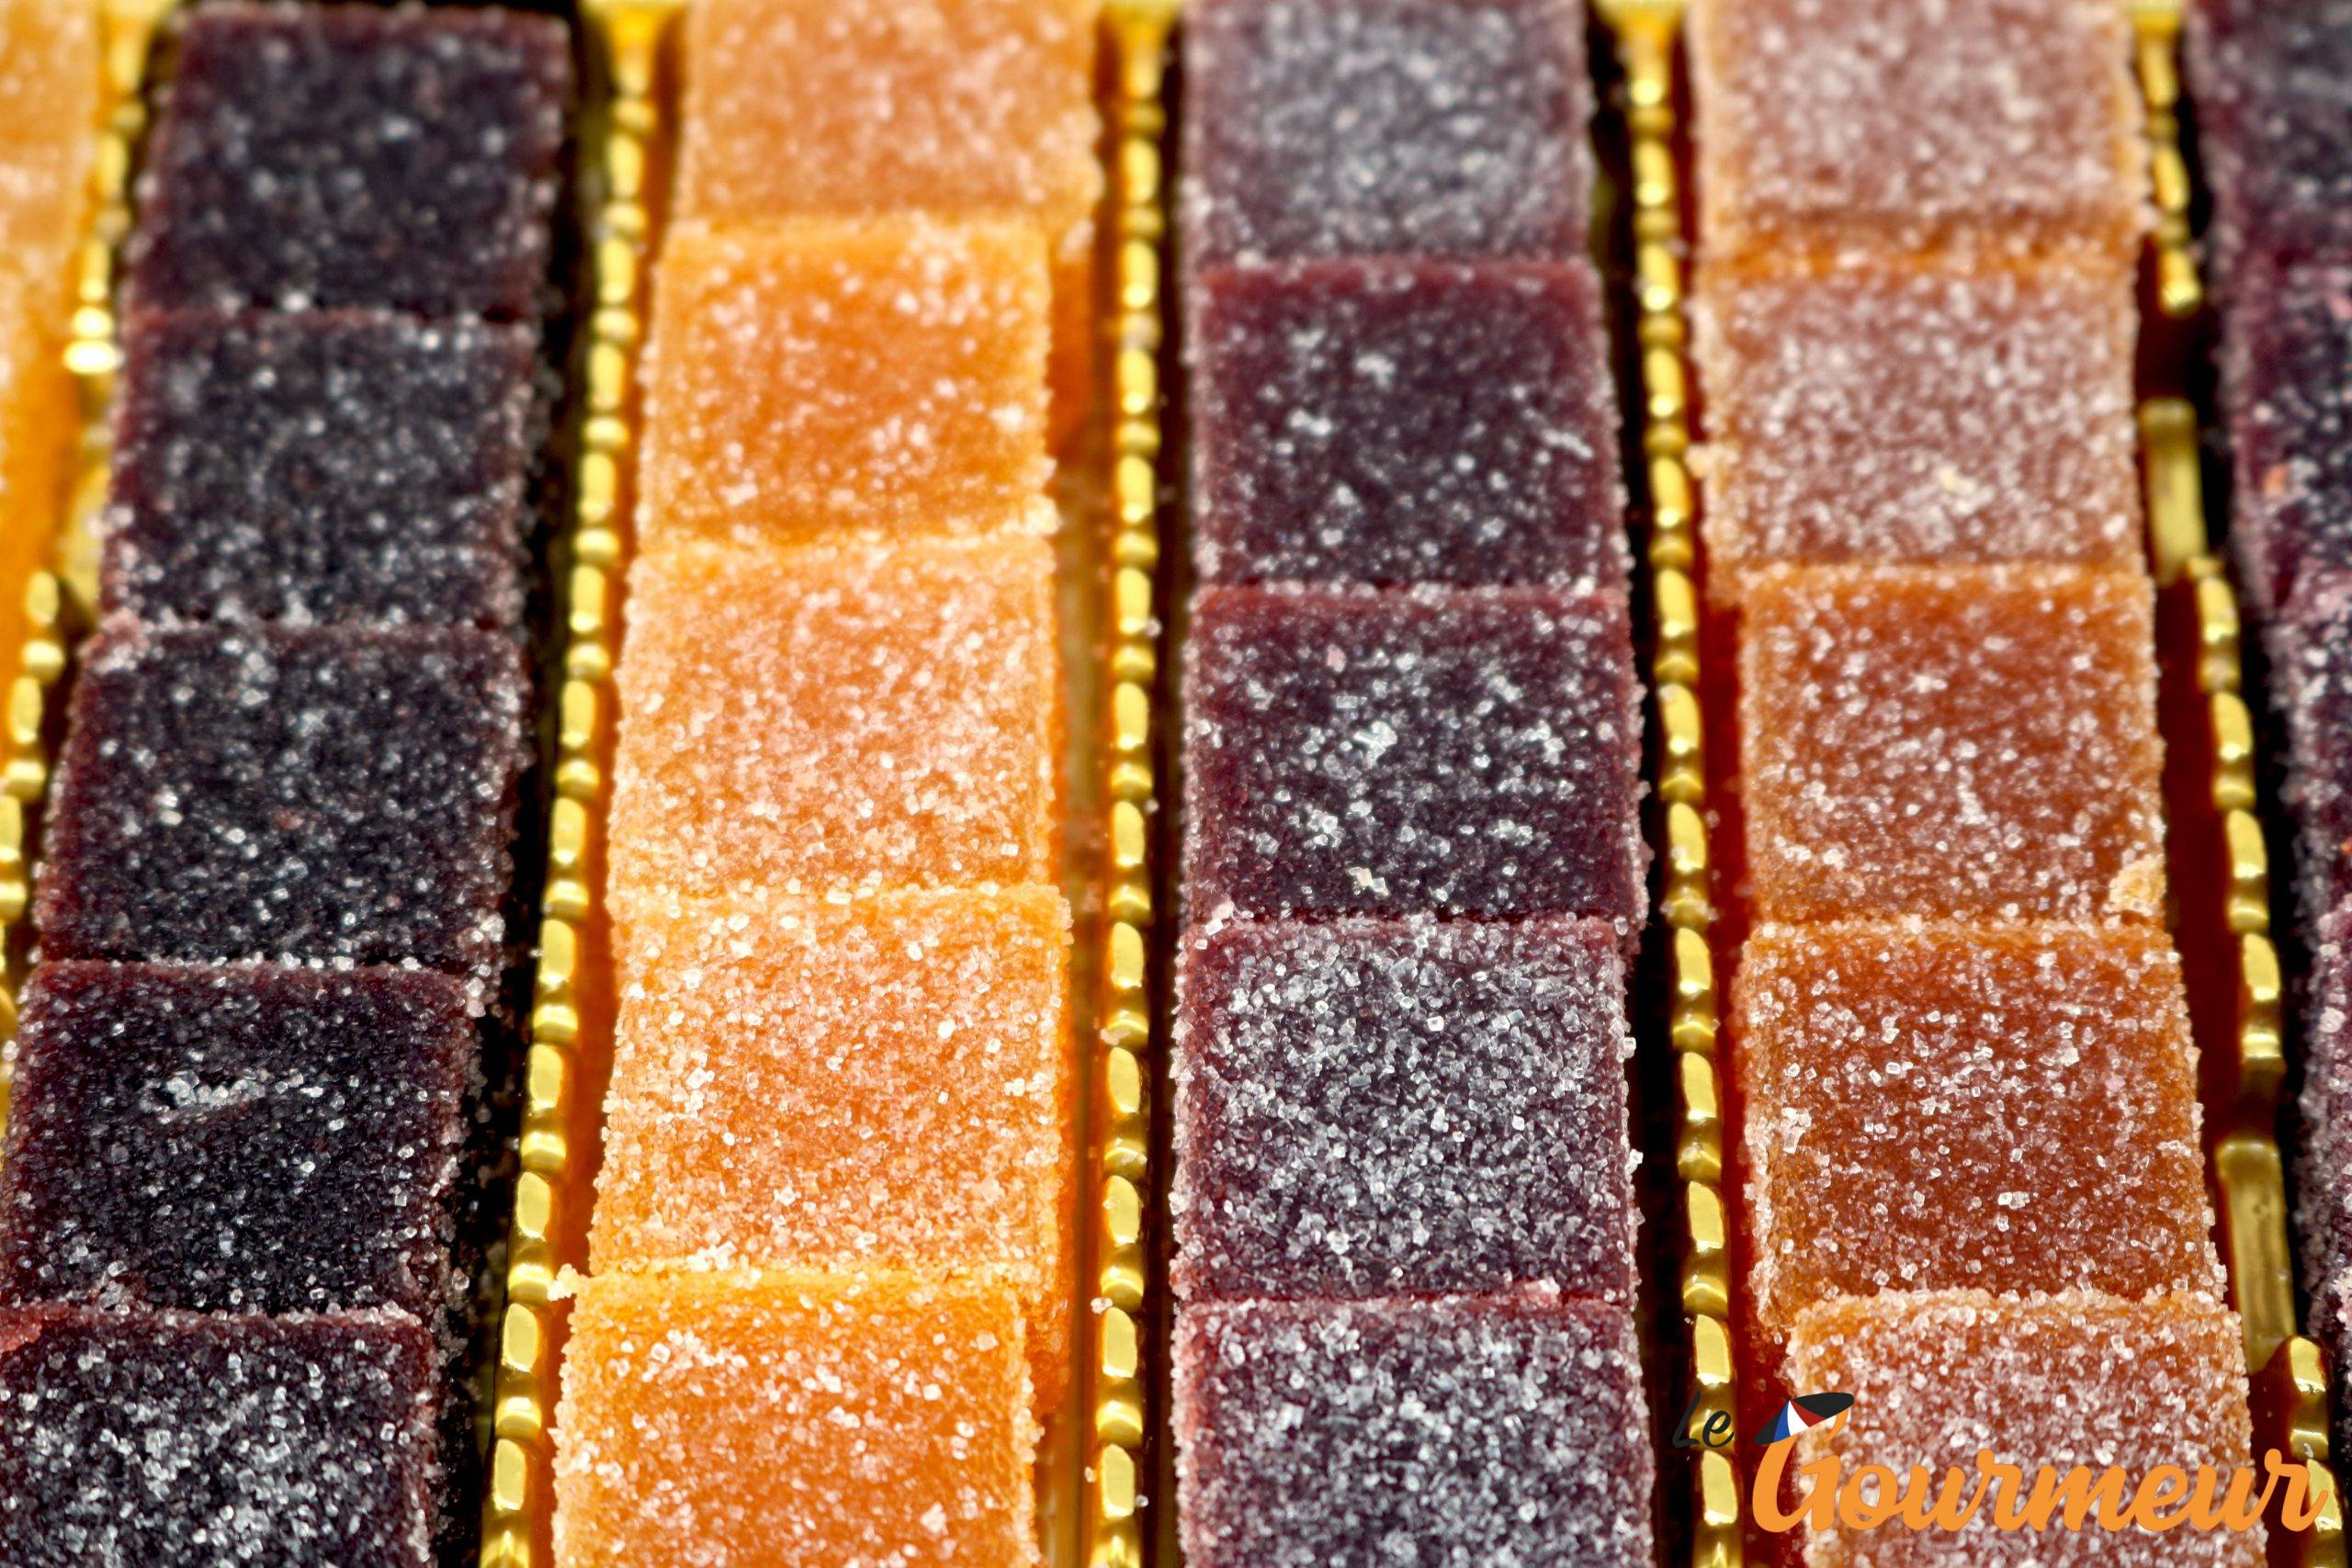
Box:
[1595,5,1744,1563]
[481,5,1168,1565]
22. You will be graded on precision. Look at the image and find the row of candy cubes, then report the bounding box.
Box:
[2190,0,2352,1479]
[1169,0,1657,1561]
[1690,0,2261,1557]
[0,6,571,1562]
[543,2,1103,1563]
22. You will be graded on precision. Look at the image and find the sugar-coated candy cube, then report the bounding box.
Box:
[0,1,97,298]
[638,220,1052,555]
[2220,265,2352,615]
[607,537,1059,909]
[1740,566,2164,924]
[0,267,74,703]
[1688,0,2145,265]
[591,887,1073,1410]
[126,3,569,317]
[2187,0,2352,283]
[2273,573,2352,927]
[1736,922,2221,1334]
[1785,1292,2262,1567]
[1182,0,1593,269]
[1188,259,1624,591]
[105,309,537,628]
[2296,903,2352,1435]
[1182,585,1643,931]
[37,622,528,984]
[1694,259,2144,598]
[674,0,1099,433]
[1172,918,1635,1303]
[0,1303,439,1568]
[552,1269,1039,1568]
[1173,1291,1653,1567]
[0,961,471,1319]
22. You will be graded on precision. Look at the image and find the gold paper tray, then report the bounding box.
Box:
[479,5,1171,1566]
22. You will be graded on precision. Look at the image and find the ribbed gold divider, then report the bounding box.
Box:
[0,0,168,1097]
[1090,6,1173,1563]
[479,5,673,1563]
[1596,4,1742,1563]
[2134,3,2346,1559]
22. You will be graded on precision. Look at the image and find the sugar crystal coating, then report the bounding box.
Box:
[2296,903,2352,1441]
[1182,584,1644,931]
[37,622,528,986]
[2186,0,2352,284]
[552,1269,1038,1568]
[104,309,538,628]
[0,0,96,298]
[0,1304,439,1568]
[1688,0,2145,265]
[0,961,470,1320]
[608,537,1060,909]
[126,3,569,318]
[1172,1291,1653,1567]
[2219,265,2352,615]
[1785,1292,2262,1567]
[1739,566,2165,925]
[0,266,74,702]
[1189,259,1625,591]
[2271,573,2352,928]
[1736,922,2222,1333]
[638,220,1053,554]
[1693,259,2144,597]
[1180,0,1594,268]
[592,887,1073,1410]
[1171,917,1636,1303]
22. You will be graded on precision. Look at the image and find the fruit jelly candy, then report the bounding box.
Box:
[1182,584,1644,932]
[1688,0,2145,265]
[1735,921,2222,1334]
[1182,0,1593,269]
[1172,1290,1653,1568]
[36,621,529,987]
[0,266,74,702]
[1172,917,1635,1303]
[607,536,1059,909]
[1785,1291,2262,1567]
[125,3,569,318]
[637,220,1053,555]
[1693,257,2144,600]
[2219,265,2352,615]
[0,960,471,1321]
[1739,566,2165,925]
[2272,573,2352,928]
[2297,902,2352,1438]
[2187,0,2352,285]
[104,309,538,629]
[1188,258,1625,591]
[0,1303,439,1568]
[0,1,96,299]
[591,886,1074,1410]
[551,1269,1039,1568]
[673,0,1100,433]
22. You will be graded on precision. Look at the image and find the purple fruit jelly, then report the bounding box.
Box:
[1182,584,1644,932]
[1180,0,1594,269]
[2187,0,2352,284]
[0,1304,438,1567]
[0,961,471,1319]
[104,310,538,629]
[1188,259,1624,591]
[36,623,528,988]
[125,4,570,318]
[2274,573,2352,928]
[2298,902,2352,1440]
[1172,918,1635,1303]
[2221,265,2352,615]
[1172,1291,1653,1567]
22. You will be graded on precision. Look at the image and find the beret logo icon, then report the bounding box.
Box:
[1758,1391,1853,1445]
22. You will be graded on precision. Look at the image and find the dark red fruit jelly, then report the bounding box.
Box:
[2188,0,2352,283]
[1188,260,1623,591]
[2222,265,2352,615]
